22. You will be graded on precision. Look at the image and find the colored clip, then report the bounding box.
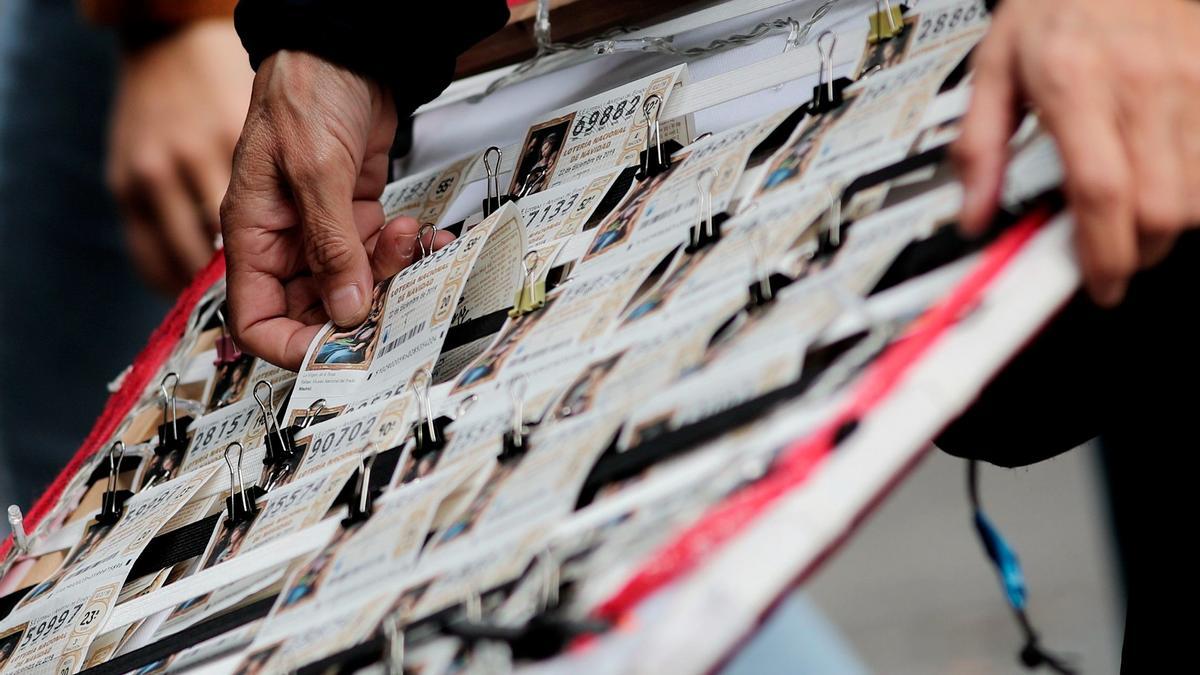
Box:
[510,250,547,317]
[868,0,905,43]
[214,306,243,366]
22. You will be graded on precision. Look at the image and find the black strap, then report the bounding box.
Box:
[0,585,30,622]
[128,514,220,580]
[442,309,511,353]
[77,596,277,675]
[582,166,640,231]
[577,333,868,507]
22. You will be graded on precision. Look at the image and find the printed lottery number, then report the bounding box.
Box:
[193,408,258,451]
[916,1,984,42]
[307,416,377,460]
[525,193,580,225]
[19,603,85,648]
[571,94,642,138]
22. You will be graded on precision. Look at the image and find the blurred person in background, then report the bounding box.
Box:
[0,0,251,509]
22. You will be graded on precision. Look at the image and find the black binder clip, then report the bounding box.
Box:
[382,612,405,675]
[498,378,531,464]
[441,557,608,662]
[341,453,378,527]
[95,442,132,526]
[410,368,450,456]
[685,169,727,253]
[278,397,328,459]
[254,380,295,468]
[744,231,794,310]
[636,95,672,180]
[481,146,516,216]
[808,31,852,115]
[223,442,261,526]
[813,185,846,260]
[213,306,242,367]
[154,372,192,460]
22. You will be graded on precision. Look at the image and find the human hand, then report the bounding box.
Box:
[221,50,453,370]
[108,19,253,292]
[954,0,1200,306]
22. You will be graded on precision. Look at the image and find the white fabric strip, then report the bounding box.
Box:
[419,0,830,114]
[101,517,339,632]
[459,24,866,185]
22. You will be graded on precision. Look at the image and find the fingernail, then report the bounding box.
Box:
[1090,281,1125,309]
[328,284,364,325]
[959,184,980,227]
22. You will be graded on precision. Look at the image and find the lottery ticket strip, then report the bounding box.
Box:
[0,2,1079,673]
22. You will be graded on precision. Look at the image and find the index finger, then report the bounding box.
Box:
[224,223,320,369]
[953,16,1019,235]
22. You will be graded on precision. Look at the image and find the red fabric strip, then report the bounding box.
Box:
[593,210,1050,623]
[2,253,227,560]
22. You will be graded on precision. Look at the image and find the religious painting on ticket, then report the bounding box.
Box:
[207,352,255,413]
[509,115,573,198]
[451,297,557,393]
[306,280,391,372]
[0,623,27,670]
[582,167,672,262]
[756,100,854,198]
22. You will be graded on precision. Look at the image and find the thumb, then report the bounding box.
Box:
[292,166,374,327]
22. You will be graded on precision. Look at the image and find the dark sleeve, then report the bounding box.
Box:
[935,291,1109,467]
[234,0,510,117]
[937,228,1197,468]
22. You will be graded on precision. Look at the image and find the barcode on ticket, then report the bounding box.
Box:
[378,320,426,357]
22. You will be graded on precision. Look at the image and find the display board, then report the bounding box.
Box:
[0,1,1079,673]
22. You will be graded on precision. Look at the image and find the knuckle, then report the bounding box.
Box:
[173,139,206,167]
[288,142,346,184]
[106,163,130,199]
[950,132,985,166]
[1095,253,1136,283]
[218,193,240,233]
[129,149,172,188]
[1072,166,1127,210]
[305,227,356,275]
[1039,39,1098,92]
[1179,54,1200,90]
[1138,196,1183,235]
[1114,42,1166,91]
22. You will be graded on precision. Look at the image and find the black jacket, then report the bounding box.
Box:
[234,0,510,118]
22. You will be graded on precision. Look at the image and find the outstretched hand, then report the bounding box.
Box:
[221,51,453,370]
[955,0,1200,306]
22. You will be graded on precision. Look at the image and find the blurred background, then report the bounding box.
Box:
[0,1,1123,671]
